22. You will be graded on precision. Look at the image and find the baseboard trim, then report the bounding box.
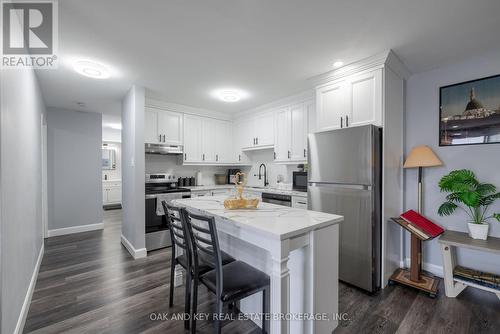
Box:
[121,234,147,259]
[47,222,104,237]
[403,258,444,278]
[14,244,44,334]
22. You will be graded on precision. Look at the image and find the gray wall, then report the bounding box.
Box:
[0,68,45,333]
[405,48,500,275]
[47,108,103,231]
[121,86,146,254]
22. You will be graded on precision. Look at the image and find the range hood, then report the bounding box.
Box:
[144,143,183,155]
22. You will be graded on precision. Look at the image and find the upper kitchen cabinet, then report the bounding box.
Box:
[144,107,183,145]
[183,114,235,164]
[274,101,312,163]
[183,114,203,162]
[241,111,275,150]
[316,68,382,132]
[316,79,348,131]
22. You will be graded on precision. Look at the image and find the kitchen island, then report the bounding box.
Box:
[173,196,343,334]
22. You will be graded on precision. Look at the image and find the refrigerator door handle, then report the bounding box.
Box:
[308,182,372,191]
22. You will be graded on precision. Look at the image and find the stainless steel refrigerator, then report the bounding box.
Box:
[308,125,382,292]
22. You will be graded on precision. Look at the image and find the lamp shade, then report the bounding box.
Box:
[404,145,443,168]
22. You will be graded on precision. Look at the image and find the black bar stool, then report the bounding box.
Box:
[162,201,236,330]
[183,209,270,334]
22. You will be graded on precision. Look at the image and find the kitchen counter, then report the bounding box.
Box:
[173,196,343,334]
[185,185,308,197]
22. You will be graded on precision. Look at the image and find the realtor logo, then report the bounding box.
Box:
[1,0,58,68]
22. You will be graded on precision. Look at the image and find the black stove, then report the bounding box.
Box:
[145,185,190,195]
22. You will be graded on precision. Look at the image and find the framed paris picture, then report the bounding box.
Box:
[439,74,500,146]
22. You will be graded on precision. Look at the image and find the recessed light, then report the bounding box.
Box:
[73,60,110,79]
[333,61,344,68]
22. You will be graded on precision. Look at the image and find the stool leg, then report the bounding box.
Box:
[262,287,269,334]
[214,299,222,334]
[169,258,176,307]
[184,269,191,330]
[191,275,198,334]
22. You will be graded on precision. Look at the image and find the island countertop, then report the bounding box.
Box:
[173,195,343,240]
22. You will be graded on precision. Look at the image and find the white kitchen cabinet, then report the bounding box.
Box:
[144,107,183,145]
[316,79,348,131]
[201,118,217,162]
[103,181,121,205]
[347,69,382,127]
[292,196,308,209]
[183,114,203,162]
[274,102,309,162]
[191,190,211,197]
[241,111,275,149]
[274,107,291,161]
[233,121,250,163]
[215,120,233,163]
[316,68,382,132]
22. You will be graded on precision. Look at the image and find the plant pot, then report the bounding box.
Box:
[467,222,489,240]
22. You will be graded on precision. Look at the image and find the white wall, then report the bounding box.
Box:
[121,85,146,258]
[240,150,300,188]
[0,67,45,333]
[46,108,103,234]
[405,48,500,275]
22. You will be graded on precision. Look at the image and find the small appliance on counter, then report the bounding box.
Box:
[214,174,226,185]
[227,169,241,184]
[292,171,308,192]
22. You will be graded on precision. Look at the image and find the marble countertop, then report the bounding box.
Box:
[173,196,342,240]
[185,185,308,197]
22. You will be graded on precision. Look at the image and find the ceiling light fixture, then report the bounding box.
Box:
[73,60,110,79]
[333,61,344,68]
[218,90,241,102]
[211,88,249,103]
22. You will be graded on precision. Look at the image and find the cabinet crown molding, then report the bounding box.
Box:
[311,49,410,88]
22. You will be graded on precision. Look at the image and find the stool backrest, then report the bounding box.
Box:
[162,201,191,254]
[183,209,223,296]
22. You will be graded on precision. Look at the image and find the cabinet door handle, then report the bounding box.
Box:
[346,115,349,127]
[159,135,162,142]
[184,153,187,160]
[238,154,241,161]
[288,150,291,159]
[202,153,205,161]
[340,117,343,128]
[304,149,306,158]
[216,154,218,161]
[256,137,258,145]
[274,152,276,160]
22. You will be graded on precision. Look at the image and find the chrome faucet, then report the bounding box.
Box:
[258,163,269,187]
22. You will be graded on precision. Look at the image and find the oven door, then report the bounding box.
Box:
[145,196,168,233]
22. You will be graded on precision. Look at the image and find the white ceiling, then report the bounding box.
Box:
[37,0,500,118]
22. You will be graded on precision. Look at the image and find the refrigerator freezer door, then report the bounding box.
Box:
[308,182,378,292]
[308,125,376,186]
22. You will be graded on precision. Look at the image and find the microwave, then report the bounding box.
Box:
[292,171,307,192]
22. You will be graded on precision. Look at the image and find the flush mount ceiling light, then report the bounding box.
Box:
[333,61,344,68]
[218,90,241,102]
[211,88,249,103]
[73,60,110,79]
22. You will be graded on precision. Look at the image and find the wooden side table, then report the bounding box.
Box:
[438,230,500,299]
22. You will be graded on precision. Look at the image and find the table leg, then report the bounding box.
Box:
[271,241,290,334]
[440,244,466,297]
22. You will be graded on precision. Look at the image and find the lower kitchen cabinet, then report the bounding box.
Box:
[103,181,122,205]
[292,196,308,209]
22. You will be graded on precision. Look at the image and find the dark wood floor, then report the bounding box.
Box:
[24,210,500,334]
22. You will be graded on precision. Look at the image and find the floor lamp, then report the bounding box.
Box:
[390,145,442,296]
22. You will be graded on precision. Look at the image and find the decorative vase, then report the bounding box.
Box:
[467,222,489,240]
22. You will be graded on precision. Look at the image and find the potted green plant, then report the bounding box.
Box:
[438,169,500,240]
